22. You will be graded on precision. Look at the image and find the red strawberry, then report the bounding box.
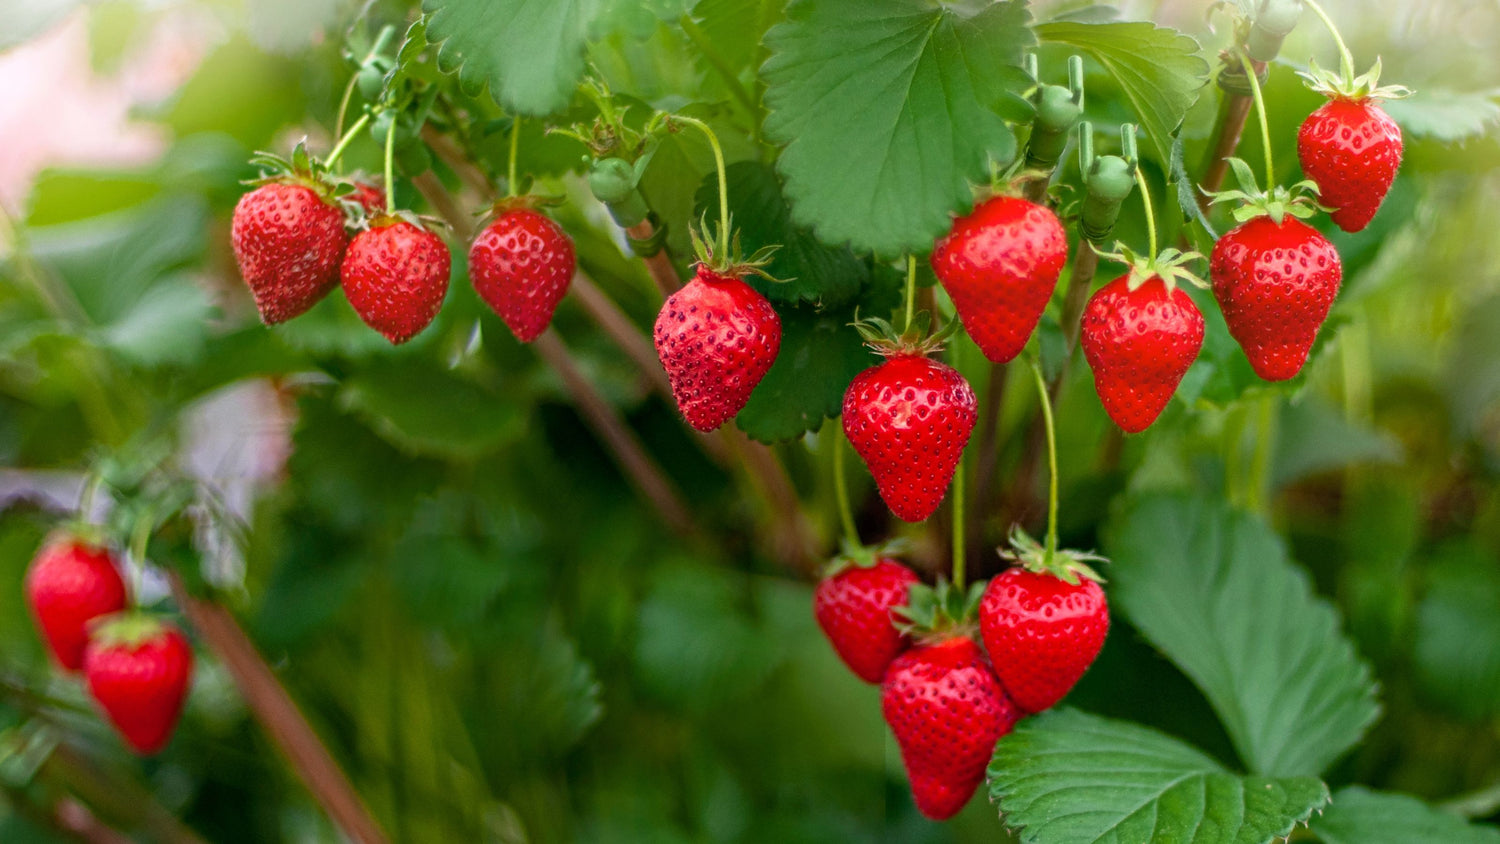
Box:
[843,353,976,522]
[1211,216,1343,381]
[979,567,1108,713]
[24,535,128,672]
[84,616,193,755]
[342,218,451,344]
[814,557,919,683]
[654,265,781,431]
[231,182,347,323]
[350,182,386,217]
[470,208,576,343]
[1081,274,1204,433]
[882,636,1021,820]
[930,195,1068,363]
[1298,98,1402,233]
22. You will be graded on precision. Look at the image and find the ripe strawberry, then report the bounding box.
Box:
[930,195,1068,363]
[231,182,347,323]
[24,535,128,672]
[1211,215,1342,381]
[882,636,1020,820]
[843,352,976,523]
[654,265,781,431]
[1081,272,1204,433]
[84,616,193,755]
[470,207,576,343]
[814,557,919,683]
[1298,98,1402,233]
[342,217,452,344]
[980,567,1108,713]
[349,182,386,216]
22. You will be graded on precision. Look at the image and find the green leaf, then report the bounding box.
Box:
[1036,20,1210,165]
[1384,89,1500,144]
[693,161,866,307]
[638,103,758,257]
[1106,493,1379,777]
[1311,787,1500,844]
[423,0,601,116]
[1413,542,1500,721]
[1445,291,1500,442]
[1272,396,1401,487]
[690,0,782,87]
[340,359,528,459]
[734,305,875,444]
[762,0,1034,254]
[96,275,216,367]
[989,709,1330,844]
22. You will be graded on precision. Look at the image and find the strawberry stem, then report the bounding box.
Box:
[324,111,372,170]
[671,115,730,259]
[507,115,521,199]
[1026,355,1060,560]
[382,107,396,215]
[127,503,152,606]
[952,451,967,591]
[1248,394,1277,514]
[903,254,917,332]
[1300,0,1358,86]
[1134,157,1158,259]
[832,427,860,547]
[1238,49,1275,194]
[334,25,395,145]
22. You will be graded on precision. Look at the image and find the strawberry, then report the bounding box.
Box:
[930,195,1068,363]
[654,265,781,432]
[1298,99,1402,233]
[1296,58,1409,233]
[84,615,193,755]
[843,338,976,522]
[813,556,919,683]
[341,217,452,344]
[980,566,1108,714]
[1080,260,1205,433]
[1211,215,1342,381]
[24,534,128,672]
[350,182,386,217]
[883,636,1020,820]
[231,181,347,324]
[469,207,576,343]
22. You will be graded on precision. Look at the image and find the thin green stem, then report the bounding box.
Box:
[1135,165,1158,258]
[383,111,397,215]
[1224,405,1248,508]
[904,254,917,331]
[831,429,859,547]
[952,456,967,591]
[1300,0,1357,83]
[1238,49,1275,193]
[77,474,103,522]
[333,76,359,150]
[672,116,730,257]
[1247,395,1277,513]
[128,506,153,603]
[1026,356,1060,558]
[507,115,521,198]
[324,111,372,170]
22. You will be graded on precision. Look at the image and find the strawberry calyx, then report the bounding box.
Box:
[476,195,564,229]
[1299,56,1412,103]
[894,579,984,644]
[362,209,448,235]
[1001,526,1107,586]
[821,537,912,577]
[1203,157,1325,225]
[87,611,169,650]
[1091,242,1207,295]
[47,521,109,551]
[244,141,351,204]
[688,215,784,282]
[851,312,960,359]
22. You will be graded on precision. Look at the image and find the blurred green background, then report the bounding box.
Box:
[0,0,1498,841]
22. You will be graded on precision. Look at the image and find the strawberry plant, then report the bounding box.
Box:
[0,0,1499,842]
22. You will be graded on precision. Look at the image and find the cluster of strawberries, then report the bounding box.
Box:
[23,533,193,755]
[230,149,576,347]
[814,547,1108,819]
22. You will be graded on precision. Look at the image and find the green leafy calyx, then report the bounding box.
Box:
[1092,243,1207,294]
[895,579,984,643]
[689,216,783,282]
[1002,526,1107,586]
[1299,56,1412,102]
[88,612,168,649]
[851,312,959,358]
[1204,157,1325,224]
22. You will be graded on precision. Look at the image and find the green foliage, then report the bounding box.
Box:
[1107,493,1379,777]
[1414,542,1500,721]
[1311,787,1500,844]
[761,0,1034,254]
[989,709,1329,844]
[423,0,599,116]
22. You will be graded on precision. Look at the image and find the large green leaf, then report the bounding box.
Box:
[423,0,602,116]
[1413,542,1500,721]
[1384,89,1500,144]
[339,359,528,459]
[761,0,1034,254]
[1036,20,1210,164]
[1106,493,1379,777]
[734,305,875,444]
[693,161,866,307]
[1311,787,1500,844]
[989,709,1329,844]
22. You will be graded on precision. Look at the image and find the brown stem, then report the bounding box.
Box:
[532,329,698,535]
[968,362,1009,553]
[626,220,682,298]
[411,171,473,242]
[720,430,819,574]
[52,799,132,844]
[1022,177,1050,205]
[570,272,671,396]
[167,575,390,844]
[1056,244,1100,380]
[41,743,206,844]
[1196,59,1267,211]
[419,127,497,198]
